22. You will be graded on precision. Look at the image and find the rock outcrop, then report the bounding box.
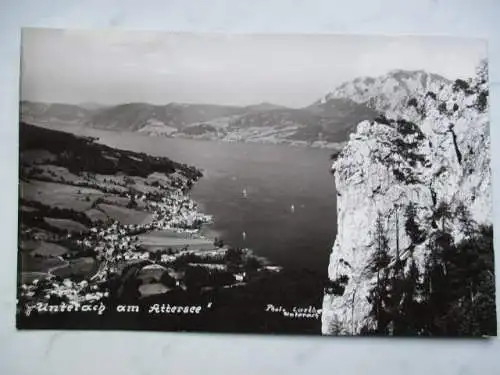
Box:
[322,60,490,334]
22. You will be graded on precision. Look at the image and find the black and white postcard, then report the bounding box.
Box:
[17,29,495,336]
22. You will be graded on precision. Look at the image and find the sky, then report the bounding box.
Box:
[20,28,487,108]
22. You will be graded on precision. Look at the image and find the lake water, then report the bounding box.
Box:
[65,127,337,277]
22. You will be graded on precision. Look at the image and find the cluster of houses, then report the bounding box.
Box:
[20,169,283,309]
[145,192,212,231]
[20,277,109,304]
[20,182,214,306]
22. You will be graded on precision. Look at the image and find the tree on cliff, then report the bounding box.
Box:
[366,213,392,334]
[366,207,423,335]
[420,229,454,333]
[389,205,408,334]
[455,202,477,239]
[419,200,495,336]
[422,224,495,336]
[405,202,425,247]
[396,257,424,335]
[433,201,453,232]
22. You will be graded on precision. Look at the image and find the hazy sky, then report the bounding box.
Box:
[20,28,487,108]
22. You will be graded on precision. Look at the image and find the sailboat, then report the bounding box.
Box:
[242,231,247,240]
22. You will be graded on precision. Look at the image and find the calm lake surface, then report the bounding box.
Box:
[65,127,337,277]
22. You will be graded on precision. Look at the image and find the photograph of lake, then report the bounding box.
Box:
[17,29,495,336]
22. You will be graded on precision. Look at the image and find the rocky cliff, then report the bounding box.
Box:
[321,60,491,335]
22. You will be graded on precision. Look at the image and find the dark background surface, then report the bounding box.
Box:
[2,1,500,375]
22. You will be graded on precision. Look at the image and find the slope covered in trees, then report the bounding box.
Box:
[362,204,495,336]
[19,122,202,180]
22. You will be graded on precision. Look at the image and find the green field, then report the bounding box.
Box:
[21,180,104,211]
[138,283,170,297]
[136,265,168,283]
[21,253,66,273]
[20,272,49,284]
[30,241,69,257]
[97,203,153,225]
[44,217,88,233]
[84,208,109,223]
[52,257,97,279]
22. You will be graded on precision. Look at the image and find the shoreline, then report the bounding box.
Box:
[19,160,280,310]
[18,122,332,336]
[27,120,345,152]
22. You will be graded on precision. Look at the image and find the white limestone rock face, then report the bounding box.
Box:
[320,70,451,114]
[322,61,491,335]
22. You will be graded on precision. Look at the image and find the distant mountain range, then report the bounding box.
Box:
[20,69,451,148]
[21,102,90,124]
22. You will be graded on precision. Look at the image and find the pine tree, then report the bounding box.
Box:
[387,204,408,335]
[405,202,425,246]
[370,213,391,274]
[421,202,454,332]
[434,201,452,232]
[455,201,476,239]
[399,258,423,335]
[394,205,402,277]
[425,230,454,334]
[447,225,496,336]
[420,221,495,336]
[366,212,392,334]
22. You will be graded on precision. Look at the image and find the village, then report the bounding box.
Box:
[19,168,280,312]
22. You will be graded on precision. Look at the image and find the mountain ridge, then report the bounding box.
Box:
[21,69,453,148]
[318,69,452,114]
